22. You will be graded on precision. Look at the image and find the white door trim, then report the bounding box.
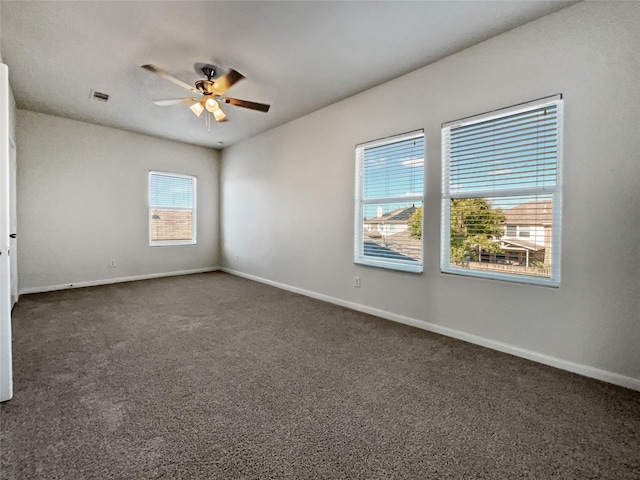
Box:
[9,137,17,308]
[0,63,14,402]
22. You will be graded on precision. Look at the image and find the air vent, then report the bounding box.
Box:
[90,90,109,102]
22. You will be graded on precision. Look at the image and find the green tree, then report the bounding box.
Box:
[450,198,505,263]
[407,199,505,262]
[408,206,422,239]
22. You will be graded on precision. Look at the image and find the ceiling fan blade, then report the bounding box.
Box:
[221,97,270,113]
[142,64,198,93]
[153,98,199,106]
[212,69,245,95]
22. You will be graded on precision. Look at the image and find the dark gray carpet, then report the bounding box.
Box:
[1,272,639,479]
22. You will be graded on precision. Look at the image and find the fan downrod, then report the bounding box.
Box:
[201,66,216,81]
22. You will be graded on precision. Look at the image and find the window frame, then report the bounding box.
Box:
[148,170,197,247]
[440,95,563,286]
[354,129,425,273]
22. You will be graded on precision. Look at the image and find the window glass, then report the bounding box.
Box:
[441,96,562,286]
[149,172,196,246]
[355,131,424,273]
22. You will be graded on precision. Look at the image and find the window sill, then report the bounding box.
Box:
[355,257,423,274]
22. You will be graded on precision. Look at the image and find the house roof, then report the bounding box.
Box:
[503,201,552,226]
[500,238,545,251]
[363,229,421,262]
[365,206,417,224]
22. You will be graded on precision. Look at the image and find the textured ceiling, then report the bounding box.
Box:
[0,1,575,149]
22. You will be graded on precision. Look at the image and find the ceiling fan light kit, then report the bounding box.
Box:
[189,101,205,117]
[213,108,227,123]
[205,98,219,113]
[142,64,270,129]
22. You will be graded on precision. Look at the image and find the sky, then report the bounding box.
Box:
[362,135,424,219]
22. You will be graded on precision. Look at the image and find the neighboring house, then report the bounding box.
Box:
[364,229,421,262]
[364,205,417,238]
[479,201,553,267]
[363,205,421,262]
[151,209,193,242]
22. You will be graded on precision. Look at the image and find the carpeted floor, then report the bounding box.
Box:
[1,272,639,479]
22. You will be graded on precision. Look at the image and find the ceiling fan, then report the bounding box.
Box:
[142,64,270,123]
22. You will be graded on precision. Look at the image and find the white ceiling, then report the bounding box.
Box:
[1,1,575,149]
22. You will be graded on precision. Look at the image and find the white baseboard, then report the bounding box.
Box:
[222,267,640,392]
[19,267,220,295]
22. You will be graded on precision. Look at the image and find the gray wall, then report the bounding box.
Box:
[17,110,220,291]
[220,2,640,388]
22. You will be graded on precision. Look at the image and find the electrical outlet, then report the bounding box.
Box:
[110,259,116,267]
[354,276,361,288]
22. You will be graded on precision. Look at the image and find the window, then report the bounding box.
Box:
[149,171,196,246]
[354,130,424,273]
[441,95,562,286]
[518,226,531,238]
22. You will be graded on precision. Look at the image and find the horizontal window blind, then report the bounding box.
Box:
[149,171,196,246]
[449,104,558,194]
[441,95,562,286]
[355,130,424,273]
[150,173,194,208]
[362,137,425,200]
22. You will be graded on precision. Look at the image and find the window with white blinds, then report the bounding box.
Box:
[149,171,196,246]
[355,130,424,273]
[441,95,562,286]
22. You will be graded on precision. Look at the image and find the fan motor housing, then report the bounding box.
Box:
[195,80,215,95]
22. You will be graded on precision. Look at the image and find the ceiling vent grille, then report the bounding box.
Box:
[90,90,109,102]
